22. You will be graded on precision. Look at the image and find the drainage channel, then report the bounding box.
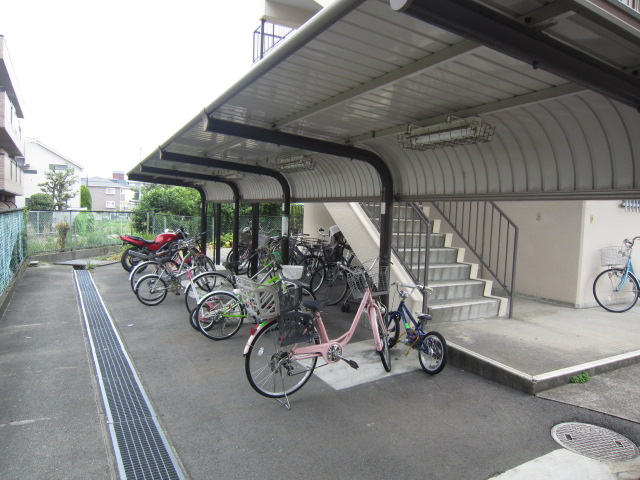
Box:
[74,269,185,480]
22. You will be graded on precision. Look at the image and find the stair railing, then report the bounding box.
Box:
[360,202,431,311]
[432,201,517,318]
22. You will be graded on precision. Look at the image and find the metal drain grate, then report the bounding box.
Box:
[75,270,184,479]
[551,423,639,462]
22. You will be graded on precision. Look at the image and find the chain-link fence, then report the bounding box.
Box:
[1,210,25,297]
[25,207,304,255]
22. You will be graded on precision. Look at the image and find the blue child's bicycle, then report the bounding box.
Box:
[386,283,447,374]
[593,236,640,313]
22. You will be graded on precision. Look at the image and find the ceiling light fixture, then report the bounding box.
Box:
[398,116,496,150]
[266,154,315,172]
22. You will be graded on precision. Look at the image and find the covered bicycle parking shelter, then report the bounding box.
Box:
[128,0,640,303]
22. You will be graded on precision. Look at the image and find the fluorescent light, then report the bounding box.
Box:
[398,116,496,150]
[267,154,315,172]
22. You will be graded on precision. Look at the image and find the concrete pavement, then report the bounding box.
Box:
[0,261,638,479]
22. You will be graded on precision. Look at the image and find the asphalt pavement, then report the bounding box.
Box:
[0,261,639,480]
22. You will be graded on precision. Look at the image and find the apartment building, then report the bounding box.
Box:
[0,35,24,210]
[82,176,134,211]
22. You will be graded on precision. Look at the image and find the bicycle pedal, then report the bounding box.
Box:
[339,356,359,369]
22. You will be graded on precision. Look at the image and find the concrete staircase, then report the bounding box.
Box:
[391,204,505,321]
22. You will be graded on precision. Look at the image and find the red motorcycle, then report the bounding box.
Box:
[119,227,187,272]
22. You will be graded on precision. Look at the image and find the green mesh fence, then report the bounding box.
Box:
[0,210,25,297]
[25,209,303,255]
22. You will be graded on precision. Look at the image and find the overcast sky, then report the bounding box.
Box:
[1,0,265,178]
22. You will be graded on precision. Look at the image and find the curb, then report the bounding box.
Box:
[448,342,640,395]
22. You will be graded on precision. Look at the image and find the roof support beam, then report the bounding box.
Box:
[390,0,640,111]
[159,150,291,262]
[204,116,396,283]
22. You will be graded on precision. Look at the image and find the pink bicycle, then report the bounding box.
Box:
[242,260,391,406]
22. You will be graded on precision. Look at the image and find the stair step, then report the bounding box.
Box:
[427,297,501,322]
[428,279,486,301]
[427,263,472,281]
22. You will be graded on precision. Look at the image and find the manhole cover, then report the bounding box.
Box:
[551,423,639,461]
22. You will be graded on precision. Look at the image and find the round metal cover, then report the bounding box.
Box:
[551,423,639,461]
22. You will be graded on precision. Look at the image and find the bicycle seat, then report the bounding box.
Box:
[302,299,330,312]
[417,313,432,323]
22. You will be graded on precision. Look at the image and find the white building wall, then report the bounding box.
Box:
[17,139,83,208]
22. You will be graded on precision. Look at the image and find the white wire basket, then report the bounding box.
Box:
[599,246,628,267]
[346,264,390,299]
[281,265,304,280]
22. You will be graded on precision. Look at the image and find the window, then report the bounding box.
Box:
[105,201,116,208]
[105,188,116,195]
[49,164,67,171]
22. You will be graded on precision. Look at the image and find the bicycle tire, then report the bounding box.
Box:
[418,331,447,374]
[310,265,348,305]
[129,260,159,291]
[374,307,391,372]
[184,272,234,313]
[593,268,640,313]
[386,312,401,348]
[195,291,245,340]
[296,255,324,289]
[226,249,250,275]
[134,274,168,306]
[245,319,317,398]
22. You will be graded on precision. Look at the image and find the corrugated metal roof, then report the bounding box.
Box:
[130,0,640,203]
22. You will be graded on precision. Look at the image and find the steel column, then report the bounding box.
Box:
[159,150,291,263]
[204,117,395,283]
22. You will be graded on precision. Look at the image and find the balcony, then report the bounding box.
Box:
[0,90,24,157]
[253,20,295,63]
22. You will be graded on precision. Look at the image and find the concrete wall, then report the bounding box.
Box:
[306,200,639,308]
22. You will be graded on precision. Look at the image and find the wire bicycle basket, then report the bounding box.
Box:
[347,263,390,298]
[599,246,629,267]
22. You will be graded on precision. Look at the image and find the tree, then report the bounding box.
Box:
[80,185,92,210]
[27,193,54,211]
[38,167,78,210]
[136,185,200,216]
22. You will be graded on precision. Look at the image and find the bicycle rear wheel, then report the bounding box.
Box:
[593,268,640,313]
[184,272,234,313]
[194,291,245,340]
[245,319,317,398]
[135,274,168,306]
[419,331,447,374]
[310,265,348,305]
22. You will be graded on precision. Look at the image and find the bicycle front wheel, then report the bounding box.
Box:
[593,268,640,313]
[135,274,168,306]
[245,319,317,398]
[419,331,447,374]
[195,291,245,340]
[375,309,391,372]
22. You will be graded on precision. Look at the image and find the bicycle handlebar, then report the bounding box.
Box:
[624,236,640,248]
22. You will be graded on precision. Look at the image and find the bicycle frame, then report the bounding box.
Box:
[390,296,428,350]
[242,284,385,363]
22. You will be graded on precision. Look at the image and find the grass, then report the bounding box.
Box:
[570,371,590,384]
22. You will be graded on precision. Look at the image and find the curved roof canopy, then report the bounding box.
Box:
[129,0,640,204]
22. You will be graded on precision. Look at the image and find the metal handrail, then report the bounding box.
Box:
[432,201,517,318]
